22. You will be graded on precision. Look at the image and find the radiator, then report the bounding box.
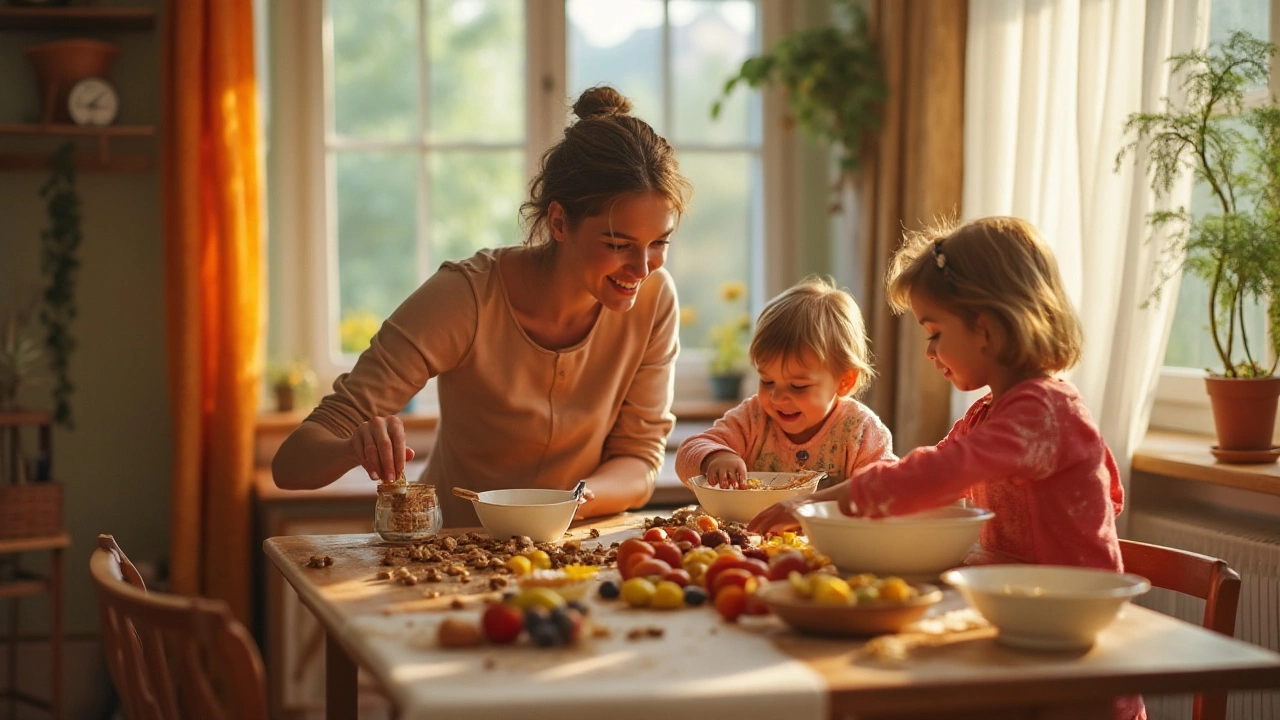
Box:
[1129,507,1280,720]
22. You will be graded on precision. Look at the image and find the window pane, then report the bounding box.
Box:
[1209,0,1270,46]
[668,151,758,352]
[330,0,418,141]
[334,151,420,354]
[427,149,525,262]
[671,0,760,144]
[1162,115,1268,370]
[568,0,664,129]
[428,0,526,142]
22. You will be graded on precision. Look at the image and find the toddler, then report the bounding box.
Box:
[676,276,895,489]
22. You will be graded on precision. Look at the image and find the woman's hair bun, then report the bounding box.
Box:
[572,85,632,121]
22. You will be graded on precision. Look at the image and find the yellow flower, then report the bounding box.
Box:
[720,281,747,302]
[340,309,381,354]
[680,306,698,326]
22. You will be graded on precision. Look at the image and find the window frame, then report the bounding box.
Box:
[1147,0,1280,436]
[266,0,799,409]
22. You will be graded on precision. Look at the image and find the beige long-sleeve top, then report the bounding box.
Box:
[304,247,679,527]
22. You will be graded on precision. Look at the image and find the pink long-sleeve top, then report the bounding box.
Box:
[847,376,1125,571]
[304,247,678,528]
[675,396,895,484]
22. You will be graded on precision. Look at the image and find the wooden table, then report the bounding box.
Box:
[264,516,1280,720]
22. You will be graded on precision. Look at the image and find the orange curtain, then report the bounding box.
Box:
[858,0,967,453]
[162,0,262,623]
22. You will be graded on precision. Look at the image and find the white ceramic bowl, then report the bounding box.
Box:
[941,565,1151,651]
[688,471,822,524]
[470,489,577,543]
[794,502,993,577]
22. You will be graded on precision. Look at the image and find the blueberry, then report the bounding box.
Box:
[684,586,708,607]
[531,623,560,647]
[598,580,620,599]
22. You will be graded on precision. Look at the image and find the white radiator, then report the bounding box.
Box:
[1129,507,1280,720]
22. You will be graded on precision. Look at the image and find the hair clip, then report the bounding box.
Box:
[933,241,947,270]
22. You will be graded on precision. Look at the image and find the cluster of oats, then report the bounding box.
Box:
[305,555,334,568]
[372,531,615,587]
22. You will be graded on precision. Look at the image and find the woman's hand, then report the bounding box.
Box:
[747,498,805,535]
[348,415,416,482]
[572,486,598,520]
[702,451,749,489]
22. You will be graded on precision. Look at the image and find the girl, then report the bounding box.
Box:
[751,217,1126,570]
[676,276,895,490]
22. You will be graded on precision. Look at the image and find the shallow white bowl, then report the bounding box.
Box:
[689,471,821,524]
[941,565,1151,651]
[794,502,993,577]
[470,489,577,543]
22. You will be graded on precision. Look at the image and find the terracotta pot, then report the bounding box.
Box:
[1204,375,1280,451]
[25,40,119,123]
[274,385,295,413]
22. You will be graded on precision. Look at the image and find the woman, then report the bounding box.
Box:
[272,86,693,527]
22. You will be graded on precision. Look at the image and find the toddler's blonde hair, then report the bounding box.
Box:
[748,276,875,396]
[885,216,1082,374]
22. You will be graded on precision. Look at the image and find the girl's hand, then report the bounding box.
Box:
[349,415,416,482]
[747,498,804,535]
[702,451,749,489]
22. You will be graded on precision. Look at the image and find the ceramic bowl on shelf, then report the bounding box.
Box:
[794,502,993,578]
[468,489,578,543]
[756,580,943,637]
[688,471,822,524]
[941,565,1150,651]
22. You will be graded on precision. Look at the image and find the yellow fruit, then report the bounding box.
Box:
[847,573,878,589]
[511,587,566,611]
[505,555,533,576]
[620,577,657,608]
[853,586,881,605]
[811,575,853,605]
[651,580,685,609]
[524,549,552,570]
[684,561,709,585]
[877,577,915,602]
[788,570,813,598]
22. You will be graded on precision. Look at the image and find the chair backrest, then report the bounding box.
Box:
[1119,538,1242,720]
[90,534,268,720]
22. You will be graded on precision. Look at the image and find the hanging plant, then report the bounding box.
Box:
[39,142,81,428]
[711,0,887,196]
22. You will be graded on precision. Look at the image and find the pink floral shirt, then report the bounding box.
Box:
[675,396,895,484]
[847,377,1125,571]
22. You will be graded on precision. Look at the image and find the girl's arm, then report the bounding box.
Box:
[847,390,1058,517]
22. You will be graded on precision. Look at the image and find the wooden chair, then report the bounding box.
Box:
[1119,538,1242,720]
[90,534,268,720]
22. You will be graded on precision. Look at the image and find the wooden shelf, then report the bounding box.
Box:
[0,410,52,428]
[0,123,155,172]
[0,6,156,32]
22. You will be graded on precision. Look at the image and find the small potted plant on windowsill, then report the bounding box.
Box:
[268,359,317,414]
[1117,30,1280,462]
[684,281,752,401]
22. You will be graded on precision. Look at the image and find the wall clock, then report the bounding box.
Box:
[66,77,119,126]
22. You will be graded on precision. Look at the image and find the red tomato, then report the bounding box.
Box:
[704,556,769,595]
[661,569,691,587]
[767,550,809,582]
[711,568,759,597]
[617,538,655,578]
[743,592,771,616]
[715,585,747,622]
[643,527,670,542]
[630,557,674,580]
[481,602,524,644]
[649,540,682,568]
[671,527,702,547]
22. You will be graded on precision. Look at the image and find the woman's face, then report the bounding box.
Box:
[551,191,676,312]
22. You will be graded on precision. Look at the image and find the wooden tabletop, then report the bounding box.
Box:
[264,518,1280,720]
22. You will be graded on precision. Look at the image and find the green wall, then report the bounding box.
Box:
[0,0,169,636]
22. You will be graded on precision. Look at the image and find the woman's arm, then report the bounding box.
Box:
[272,416,415,490]
[574,455,656,519]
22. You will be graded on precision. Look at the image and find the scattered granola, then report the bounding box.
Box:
[305,555,334,568]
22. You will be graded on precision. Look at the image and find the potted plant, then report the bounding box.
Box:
[1117,30,1280,458]
[0,300,49,412]
[681,281,751,401]
[40,142,81,429]
[269,359,317,413]
[712,0,886,201]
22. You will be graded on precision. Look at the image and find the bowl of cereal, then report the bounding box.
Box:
[468,489,578,543]
[941,565,1150,651]
[688,471,823,524]
[795,502,993,578]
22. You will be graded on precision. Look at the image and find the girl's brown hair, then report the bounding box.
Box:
[749,276,875,397]
[521,86,693,243]
[885,216,1082,373]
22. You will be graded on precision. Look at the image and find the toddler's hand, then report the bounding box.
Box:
[747,499,804,535]
[702,451,749,489]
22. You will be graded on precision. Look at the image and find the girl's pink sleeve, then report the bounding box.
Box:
[675,400,759,483]
[848,392,1057,517]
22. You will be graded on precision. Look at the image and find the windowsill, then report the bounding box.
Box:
[1133,429,1280,497]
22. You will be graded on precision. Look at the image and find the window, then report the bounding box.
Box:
[266,0,791,407]
[1150,0,1278,434]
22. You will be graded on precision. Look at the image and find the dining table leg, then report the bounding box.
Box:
[325,633,358,720]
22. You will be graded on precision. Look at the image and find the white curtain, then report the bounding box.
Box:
[961,0,1209,531]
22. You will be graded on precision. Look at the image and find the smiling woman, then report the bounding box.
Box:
[272,86,694,529]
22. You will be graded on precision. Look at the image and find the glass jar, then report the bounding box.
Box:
[374,483,443,544]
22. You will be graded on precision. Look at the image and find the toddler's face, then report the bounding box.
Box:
[910,289,993,393]
[754,351,853,444]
